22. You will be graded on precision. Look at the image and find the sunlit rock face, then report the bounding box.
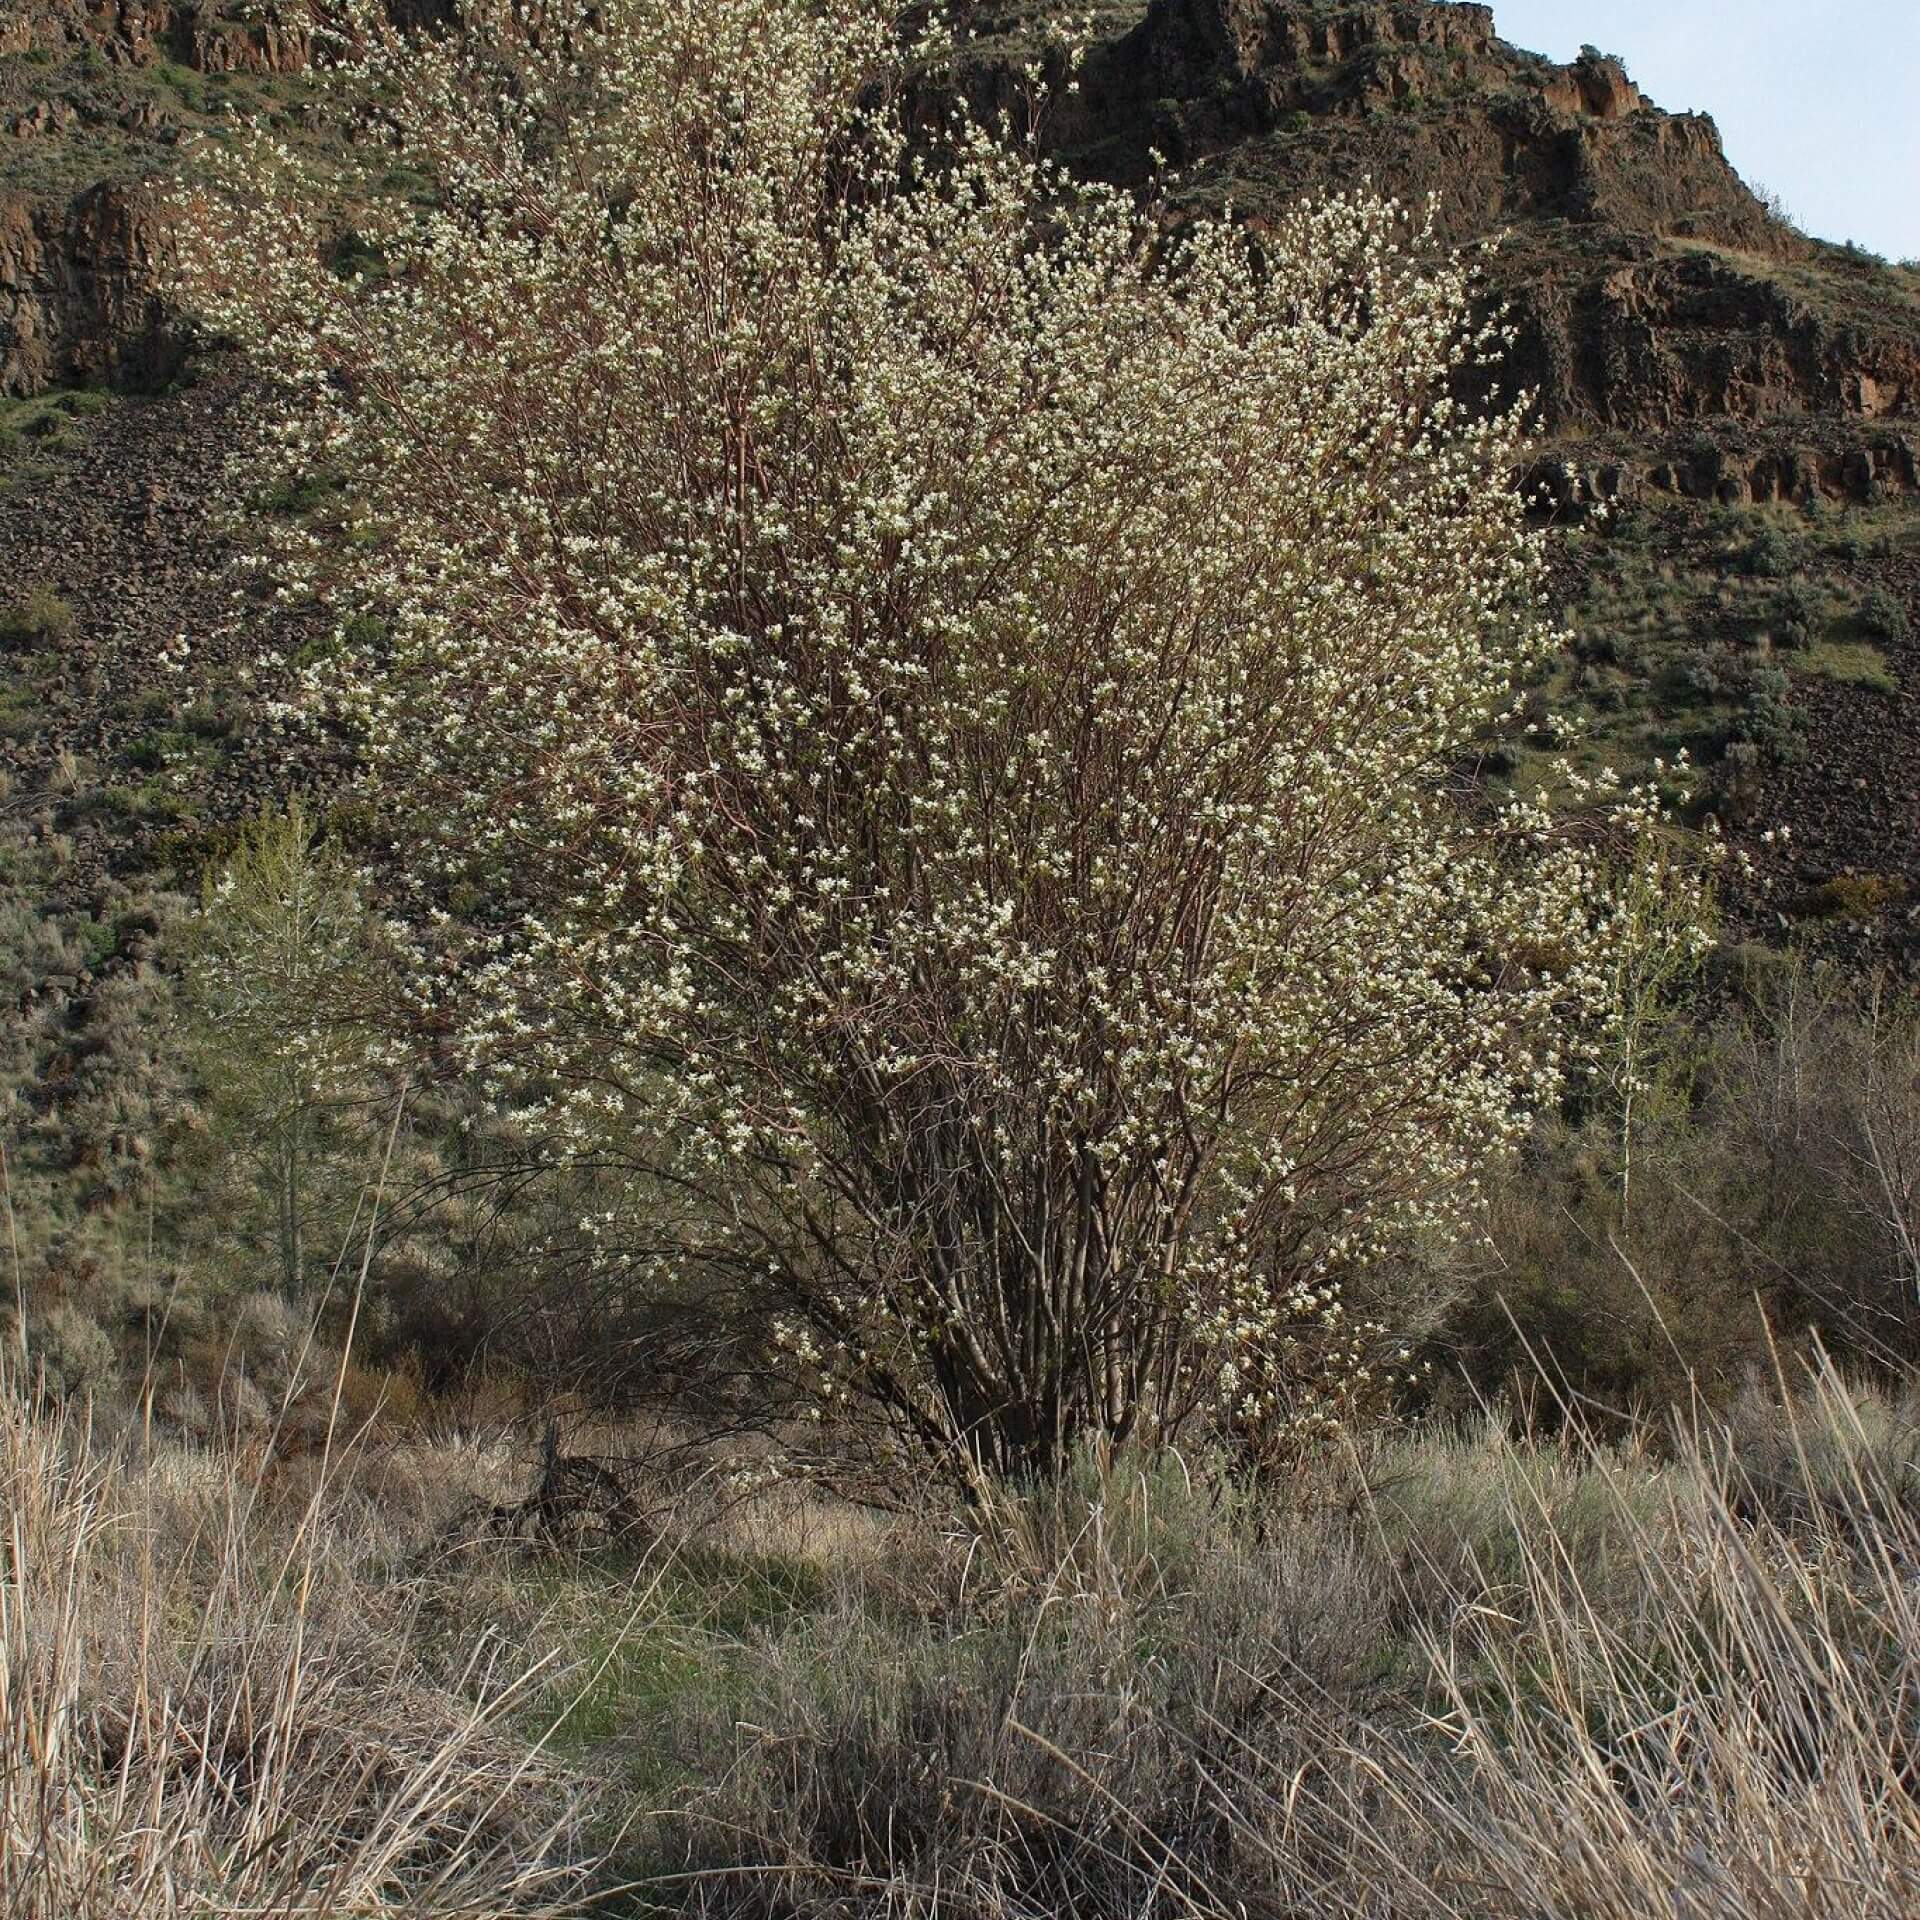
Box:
[932,0,1915,453]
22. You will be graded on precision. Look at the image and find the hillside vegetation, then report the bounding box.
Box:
[1,0,1919,1914]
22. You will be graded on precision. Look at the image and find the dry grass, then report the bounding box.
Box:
[11,1343,1920,1919]
[1316,1369,1920,1918]
[653,1364,1920,1919]
[0,1378,597,1919]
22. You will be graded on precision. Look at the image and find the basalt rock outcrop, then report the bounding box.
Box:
[0,0,315,395]
[7,0,1919,466]
[971,0,1759,249]
[0,0,312,72]
[944,0,1919,493]
[1,177,181,393]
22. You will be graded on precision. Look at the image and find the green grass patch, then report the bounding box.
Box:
[511,1541,833,1805]
[69,779,189,826]
[0,585,76,647]
[255,466,348,518]
[537,1619,723,1764]
[1795,873,1910,920]
[127,728,211,773]
[1798,640,1898,694]
[0,388,115,467]
[0,687,43,741]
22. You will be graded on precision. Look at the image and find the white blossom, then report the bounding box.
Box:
[174,0,1708,1485]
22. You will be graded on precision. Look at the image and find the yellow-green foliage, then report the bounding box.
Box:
[0,585,75,646]
[181,801,387,1299]
[1798,872,1909,919]
[1801,638,1898,692]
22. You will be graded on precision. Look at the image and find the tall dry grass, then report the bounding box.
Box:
[11,1335,1920,1920]
[0,1378,595,1919]
[663,1364,1920,1920]
[1322,1367,1920,1919]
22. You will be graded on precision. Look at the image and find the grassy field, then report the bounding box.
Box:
[11,1344,1920,1918]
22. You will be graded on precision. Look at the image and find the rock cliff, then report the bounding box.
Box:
[0,0,313,394]
[940,0,1919,502]
[6,0,1918,467]
[0,179,181,392]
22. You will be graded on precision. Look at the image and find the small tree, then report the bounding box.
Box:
[182,0,1673,1486]
[183,802,381,1298]
[1596,824,1717,1231]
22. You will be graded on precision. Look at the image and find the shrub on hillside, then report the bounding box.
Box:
[180,802,390,1301]
[19,1304,115,1401]
[1726,660,1806,760]
[1797,872,1909,920]
[1740,519,1797,578]
[181,0,1689,1490]
[1449,965,1920,1410]
[0,586,75,645]
[1768,580,1826,649]
[1858,585,1912,643]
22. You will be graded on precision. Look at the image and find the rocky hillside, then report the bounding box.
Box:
[10,1,1917,457]
[950,0,1920,495]
[3,0,1920,958]
[0,0,335,395]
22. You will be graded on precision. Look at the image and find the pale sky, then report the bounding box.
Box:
[1488,1,1919,261]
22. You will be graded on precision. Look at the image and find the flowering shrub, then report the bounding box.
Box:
[177,0,1696,1487]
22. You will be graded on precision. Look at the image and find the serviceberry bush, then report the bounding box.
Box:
[177,0,1699,1489]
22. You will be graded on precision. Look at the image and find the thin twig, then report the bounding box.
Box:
[2,1142,24,1372]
